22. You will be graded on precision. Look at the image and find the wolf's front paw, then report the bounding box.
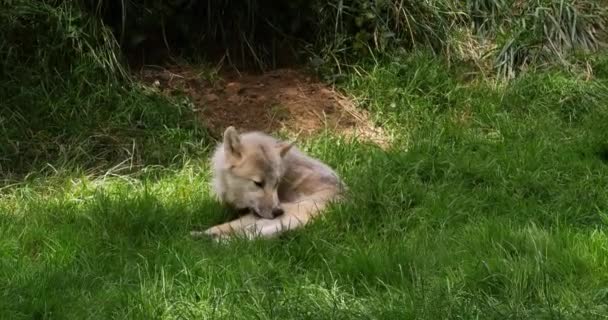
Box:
[193,226,237,243]
[190,229,214,238]
[190,230,206,238]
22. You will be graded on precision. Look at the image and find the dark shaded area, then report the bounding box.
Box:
[84,0,459,71]
[597,143,608,163]
[86,0,321,70]
[0,191,225,318]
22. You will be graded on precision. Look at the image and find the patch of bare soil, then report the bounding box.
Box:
[138,65,388,146]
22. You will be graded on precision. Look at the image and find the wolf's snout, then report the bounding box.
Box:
[252,207,283,219]
[271,207,284,218]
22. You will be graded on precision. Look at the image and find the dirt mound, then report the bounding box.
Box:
[138,66,388,146]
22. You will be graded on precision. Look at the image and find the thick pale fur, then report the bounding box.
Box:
[191,126,345,240]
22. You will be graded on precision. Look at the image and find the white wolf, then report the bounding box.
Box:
[191,126,345,240]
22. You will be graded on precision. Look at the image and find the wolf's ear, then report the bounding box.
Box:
[276,141,294,158]
[223,126,242,159]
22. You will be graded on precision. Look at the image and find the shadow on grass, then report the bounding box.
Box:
[0,190,227,318]
[0,1,213,185]
[0,78,212,182]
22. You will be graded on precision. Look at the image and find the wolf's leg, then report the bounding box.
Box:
[258,199,326,237]
[192,197,327,241]
[190,213,259,239]
[245,187,340,238]
[196,187,342,241]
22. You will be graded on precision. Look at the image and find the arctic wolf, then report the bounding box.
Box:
[191,126,345,240]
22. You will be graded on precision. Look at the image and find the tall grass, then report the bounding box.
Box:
[487,0,607,78]
[314,0,607,79]
[0,1,126,81]
[0,0,208,181]
[77,0,606,77]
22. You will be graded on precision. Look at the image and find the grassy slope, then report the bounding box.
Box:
[1,53,608,319]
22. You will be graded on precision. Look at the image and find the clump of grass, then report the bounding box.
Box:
[0,1,209,181]
[309,0,464,79]
[0,0,126,81]
[317,0,461,54]
[306,0,608,81]
[473,0,608,79]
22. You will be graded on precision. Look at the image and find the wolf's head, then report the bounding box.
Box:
[221,126,293,219]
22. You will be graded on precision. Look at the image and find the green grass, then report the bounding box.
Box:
[0,1,209,180]
[2,53,608,319]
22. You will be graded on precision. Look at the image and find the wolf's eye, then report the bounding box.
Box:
[253,180,265,188]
